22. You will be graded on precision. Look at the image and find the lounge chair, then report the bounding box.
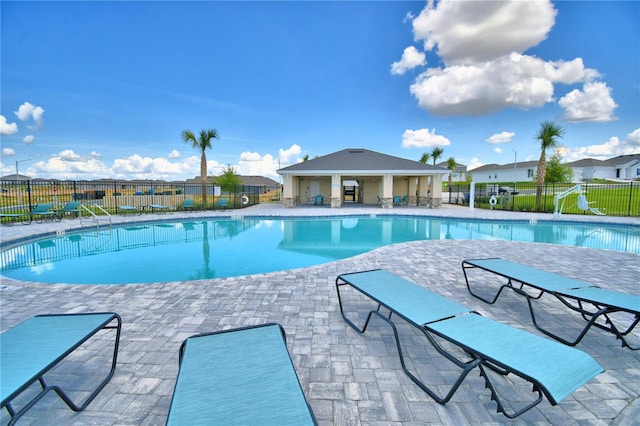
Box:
[336,269,603,418]
[178,199,195,211]
[166,323,316,425]
[118,205,141,214]
[314,194,323,205]
[1,313,122,425]
[0,212,27,226]
[28,203,56,223]
[148,203,170,212]
[393,195,401,206]
[462,258,639,350]
[56,201,82,220]
[216,198,229,209]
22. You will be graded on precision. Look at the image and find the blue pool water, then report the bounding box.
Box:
[1,216,638,284]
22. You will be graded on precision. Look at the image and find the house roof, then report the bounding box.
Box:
[237,175,280,186]
[0,173,31,181]
[469,161,538,173]
[567,158,609,167]
[278,148,448,174]
[604,154,640,166]
[435,161,467,172]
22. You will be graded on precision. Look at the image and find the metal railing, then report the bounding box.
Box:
[444,181,640,217]
[0,180,276,216]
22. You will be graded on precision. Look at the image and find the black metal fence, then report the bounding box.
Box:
[0,179,277,216]
[445,181,640,217]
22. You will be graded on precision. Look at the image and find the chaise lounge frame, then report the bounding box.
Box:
[1,312,122,425]
[166,323,316,425]
[336,269,603,418]
[462,258,639,350]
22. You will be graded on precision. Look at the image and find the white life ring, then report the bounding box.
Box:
[242,195,249,205]
[489,195,497,206]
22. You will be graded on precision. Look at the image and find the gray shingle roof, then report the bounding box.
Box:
[278,148,448,173]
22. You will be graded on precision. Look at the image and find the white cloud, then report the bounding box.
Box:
[628,128,640,146]
[410,53,600,116]
[30,153,111,179]
[23,135,35,144]
[278,144,302,166]
[2,148,16,157]
[561,133,640,162]
[237,151,279,178]
[486,131,515,144]
[58,149,83,161]
[399,1,613,121]
[18,144,302,181]
[402,128,451,148]
[412,0,556,65]
[390,46,426,75]
[466,157,484,170]
[0,115,18,135]
[494,147,503,154]
[558,82,618,122]
[14,102,45,130]
[168,149,180,159]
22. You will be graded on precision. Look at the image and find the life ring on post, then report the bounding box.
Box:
[242,195,250,205]
[489,195,497,207]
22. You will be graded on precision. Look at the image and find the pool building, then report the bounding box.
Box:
[277,148,450,209]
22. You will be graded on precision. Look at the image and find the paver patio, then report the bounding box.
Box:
[1,204,638,425]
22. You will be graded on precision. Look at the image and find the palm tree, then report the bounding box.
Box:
[430,147,444,165]
[182,128,219,205]
[446,157,457,189]
[534,121,564,211]
[419,152,430,164]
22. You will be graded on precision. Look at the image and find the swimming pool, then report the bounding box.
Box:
[1,216,639,284]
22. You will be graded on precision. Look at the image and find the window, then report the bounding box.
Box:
[636,168,640,177]
[527,169,534,178]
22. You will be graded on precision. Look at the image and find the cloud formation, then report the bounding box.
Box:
[4,144,303,181]
[395,0,616,121]
[0,115,18,135]
[14,102,45,130]
[2,148,16,157]
[559,128,640,161]
[486,131,515,144]
[412,0,556,64]
[559,82,617,122]
[402,128,451,148]
[390,46,426,75]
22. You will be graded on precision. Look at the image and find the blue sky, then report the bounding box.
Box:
[1,0,639,181]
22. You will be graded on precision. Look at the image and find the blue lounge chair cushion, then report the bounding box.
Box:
[464,258,592,292]
[167,324,315,425]
[336,269,604,417]
[1,313,120,407]
[427,313,603,405]
[338,270,469,325]
[463,258,639,349]
[558,286,640,313]
[180,199,194,209]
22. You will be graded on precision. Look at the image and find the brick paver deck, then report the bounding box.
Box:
[1,204,638,425]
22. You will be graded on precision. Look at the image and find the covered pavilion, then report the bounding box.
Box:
[277,148,450,208]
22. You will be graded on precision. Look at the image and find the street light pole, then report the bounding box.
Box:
[15,159,31,206]
[512,149,517,191]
